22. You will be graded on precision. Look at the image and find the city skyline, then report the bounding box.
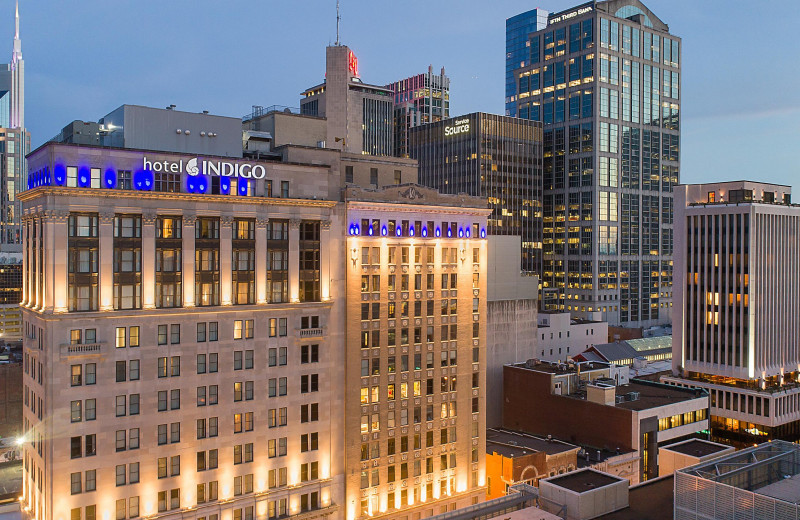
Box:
[16,0,800,191]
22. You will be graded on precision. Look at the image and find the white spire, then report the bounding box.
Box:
[12,0,21,64]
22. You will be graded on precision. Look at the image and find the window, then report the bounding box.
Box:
[301,433,319,452]
[301,344,319,364]
[301,374,319,393]
[301,403,319,423]
[345,166,354,183]
[370,168,378,186]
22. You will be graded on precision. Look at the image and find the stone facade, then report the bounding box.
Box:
[20,143,345,520]
[19,143,490,520]
[344,185,490,519]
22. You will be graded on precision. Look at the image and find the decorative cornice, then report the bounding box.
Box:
[346,201,493,217]
[41,209,70,223]
[142,212,158,225]
[17,187,338,209]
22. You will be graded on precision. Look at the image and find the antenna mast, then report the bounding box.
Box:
[336,0,340,45]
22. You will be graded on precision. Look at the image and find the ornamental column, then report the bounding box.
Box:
[256,217,269,304]
[20,216,28,307]
[320,219,331,301]
[182,214,196,307]
[220,215,233,306]
[99,211,114,311]
[142,212,157,309]
[289,218,301,303]
[51,211,69,313]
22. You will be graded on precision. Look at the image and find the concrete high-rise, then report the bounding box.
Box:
[301,45,394,157]
[664,181,800,447]
[0,1,29,250]
[509,1,680,327]
[387,66,450,158]
[344,185,489,519]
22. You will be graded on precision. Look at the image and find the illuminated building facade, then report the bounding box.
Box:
[664,181,800,447]
[510,0,680,326]
[344,184,489,519]
[0,1,29,250]
[387,66,450,158]
[409,113,543,273]
[20,142,345,520]
[20,137,490,520]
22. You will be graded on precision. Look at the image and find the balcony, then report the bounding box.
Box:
[298,328,324,339]
[59,342,105,359]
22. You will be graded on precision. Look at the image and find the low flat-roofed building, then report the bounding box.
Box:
[657,438,733,477]
[422,473,675,520]
[486,428,580,498]
[675,440,800,519]
[539,469,629,520]
[535,311,608,363]
[573,337,672,367]
[504,361,709,483]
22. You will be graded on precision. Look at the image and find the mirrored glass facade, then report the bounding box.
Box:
[510,0,679,327]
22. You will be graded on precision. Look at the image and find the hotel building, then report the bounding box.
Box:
[21,141,346,520]
[664,181,800,446]
[509,0,680,326]
[20,135,490,519]
[344,184,489,519]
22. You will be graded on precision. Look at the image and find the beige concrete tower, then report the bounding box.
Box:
[343,185,490,520]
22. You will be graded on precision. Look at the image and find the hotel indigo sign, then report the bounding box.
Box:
[143,157,267,179]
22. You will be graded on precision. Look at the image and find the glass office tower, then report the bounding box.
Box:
[409,113,543,273]
[388,66,450,158]
[510,0,680,327]
[505,9,549,117]
[0,2,28,251]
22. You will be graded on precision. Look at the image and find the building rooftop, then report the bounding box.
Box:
[0,460,22,500]
[662,439,731,458]
[509,360,612,375]
[487,428,579,457]
[627,336,672,352]
[575,446,637,468]
[680,440,800,491]
[596,475,674,520]
[610,380,706,411]
[546,469,624,493]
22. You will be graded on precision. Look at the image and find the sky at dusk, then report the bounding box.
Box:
[13,0,800,190]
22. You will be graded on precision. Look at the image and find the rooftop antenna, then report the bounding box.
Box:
[336,0,340,46]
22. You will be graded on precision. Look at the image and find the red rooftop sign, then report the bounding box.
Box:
[348,50,359,77]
